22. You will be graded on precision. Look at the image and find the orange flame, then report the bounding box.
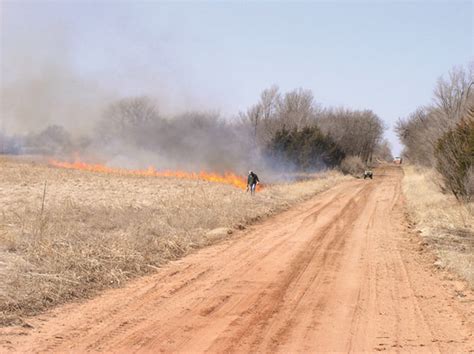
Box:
[49,159,260,191]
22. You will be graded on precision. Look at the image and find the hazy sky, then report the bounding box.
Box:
[1,1,473,154]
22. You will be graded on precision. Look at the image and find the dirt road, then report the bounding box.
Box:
[1,166,473,352]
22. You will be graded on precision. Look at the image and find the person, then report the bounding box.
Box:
[247,170,260,195]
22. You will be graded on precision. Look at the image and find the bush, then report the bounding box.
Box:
[267,126,345,171]
[340,155,366,177]
[435,110,474,202]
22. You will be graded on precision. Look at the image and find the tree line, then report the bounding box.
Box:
[395,64,473,202]
[240,86,387,173]
[2,86,389,175]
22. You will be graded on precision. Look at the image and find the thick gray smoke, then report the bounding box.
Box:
[1,94,259,173]
[0,3,259,174]
[0,24,259,173]
[82,96,257,172]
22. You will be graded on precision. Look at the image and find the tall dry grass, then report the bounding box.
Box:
[0,157,349,325]
[402,165,474,286]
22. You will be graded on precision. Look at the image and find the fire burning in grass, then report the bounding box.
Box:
[49,159,258,191]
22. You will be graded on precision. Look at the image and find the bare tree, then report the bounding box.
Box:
[317,108,384,163]
[395,107,438,166]
[373,139,393,162]
[97,96,160,143]
[396,63,474,167]
[240,104,261,142]
[276,88,318,129]
[239,85,281,145]
[260,85,280,121]
[433,65,474,122]
[244,87,321,147]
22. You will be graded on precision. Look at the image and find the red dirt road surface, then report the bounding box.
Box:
[1,166,473,352]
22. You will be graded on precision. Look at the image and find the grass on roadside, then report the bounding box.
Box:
[402,165,474,287]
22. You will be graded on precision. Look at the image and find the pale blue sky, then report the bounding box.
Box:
[2,1,473,154]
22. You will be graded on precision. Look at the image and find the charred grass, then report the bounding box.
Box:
[402,165,474,287]
[0,156,349,325]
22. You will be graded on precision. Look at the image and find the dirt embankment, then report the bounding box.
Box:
[1,165,473,352]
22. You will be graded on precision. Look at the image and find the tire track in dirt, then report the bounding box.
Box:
[1,166,473,352]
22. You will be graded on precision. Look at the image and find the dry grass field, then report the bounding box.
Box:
[0,156,349,325]
[402,165,474,287]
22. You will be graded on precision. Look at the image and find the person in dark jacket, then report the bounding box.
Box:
[247,170,260,195]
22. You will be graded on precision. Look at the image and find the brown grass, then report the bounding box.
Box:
[402,165,474,286]
[0,156,350,325]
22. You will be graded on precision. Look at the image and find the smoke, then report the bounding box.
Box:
[79,96,258,173]
[1,92,260,174]
[0,2,335,178]
[0,2,212,134]
[0,3,115,136]
[0,2,261,174]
